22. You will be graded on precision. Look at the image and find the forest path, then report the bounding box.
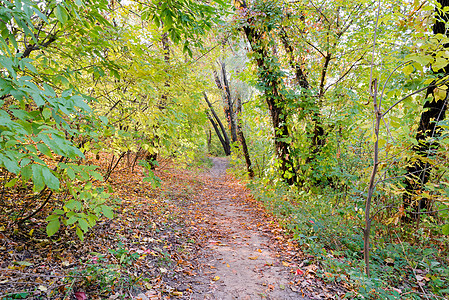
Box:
[182,157,308,300]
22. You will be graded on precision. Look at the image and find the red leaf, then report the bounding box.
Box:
[75,292,87,300]
[295,269,304,275]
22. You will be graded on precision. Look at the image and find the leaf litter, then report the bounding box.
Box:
[0,155,347,299]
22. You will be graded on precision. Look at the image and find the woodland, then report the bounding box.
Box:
[0,0,449,299]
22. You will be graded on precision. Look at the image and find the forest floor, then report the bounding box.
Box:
[0,155,346,299]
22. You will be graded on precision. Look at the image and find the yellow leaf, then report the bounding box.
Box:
[172,291,183,296]
[434,87,446,101]
[38,285,47,292]
[248,256,258,260]
[212,276,220,281]
[403,64,414,75]
[282,261,289,267]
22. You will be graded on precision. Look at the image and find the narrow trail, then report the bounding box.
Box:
[182,157,308,300]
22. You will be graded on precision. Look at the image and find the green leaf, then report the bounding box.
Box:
[46,214,59,221]
[5,139,17,148]
[42,167,59,190]
[66,215,77,225]
[31,6,49,23]
[407,54,433,66]
[65,200,82,210]
[37,143,52,157]
[46,219,60,237]
[90,171,103,181]
[55,5,69,24]
[77,218,89,232]
[42,108,52,120]
[66,167,75,180]
[2,157,20,174]
[87,214,98,226]
[442,224,449,235]
[433,57,448,72]
[101,205,114,219]
[76,226,84,241]
[16,261,33,266]
[403,64,414,76]
[5,178,18,188]
[21,165,32,181]
[99,116,108,125]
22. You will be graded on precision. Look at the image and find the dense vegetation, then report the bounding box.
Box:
[1,0,449,298]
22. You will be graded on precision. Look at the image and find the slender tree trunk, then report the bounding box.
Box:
[204,93,231,156]
[207,113,231,156]
[403,0,449,217]
[235,97,254,178]
[213,64,238,143]
[206,128,212,154]
[220,62,238,143]
[160,32,170,109]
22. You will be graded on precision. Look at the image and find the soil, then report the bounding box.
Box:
[182,157,308,300]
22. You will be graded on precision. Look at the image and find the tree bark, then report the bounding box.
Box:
[204,93,231,156]
[206,128,212,154]
[403,0,449,217]
[237,1,297,184]
[214,63,238,143]
[236,97,254,178]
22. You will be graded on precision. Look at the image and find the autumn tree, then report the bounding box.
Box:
[403,0,449,218]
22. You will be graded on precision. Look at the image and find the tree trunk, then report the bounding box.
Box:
[403,0,449,217]
[237,1,297,184]
[206,128,212,154]
[236,97,254,178]
[159,32,170,109]
[213,63,238,143]
[204,93,231,156]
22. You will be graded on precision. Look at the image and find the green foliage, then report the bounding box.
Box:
[139,160,162,188]
[0,0,116,240]
[66,250,135,296]
[249,179,449,298]
[140,0,229,54]
[109,243,140,265]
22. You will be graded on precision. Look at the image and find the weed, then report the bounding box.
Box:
[248,178,449,299]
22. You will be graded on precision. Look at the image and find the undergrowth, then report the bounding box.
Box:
[247,178,449,299]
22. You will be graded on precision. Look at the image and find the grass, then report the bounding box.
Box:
[247,177,449,299]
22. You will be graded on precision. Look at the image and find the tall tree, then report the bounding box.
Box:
[403,0,449,217]
[235,0,297,184]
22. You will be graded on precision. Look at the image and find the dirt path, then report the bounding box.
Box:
[0,155,336,299]
[183,157,308,300]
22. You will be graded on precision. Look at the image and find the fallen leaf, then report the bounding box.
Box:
[295,269,304,275]
[248,256,258,260]
[212,276,220,281]
[282,261,289,267]
[74,292,87,300]
[134,293,149,300]
[38,285,47,292]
